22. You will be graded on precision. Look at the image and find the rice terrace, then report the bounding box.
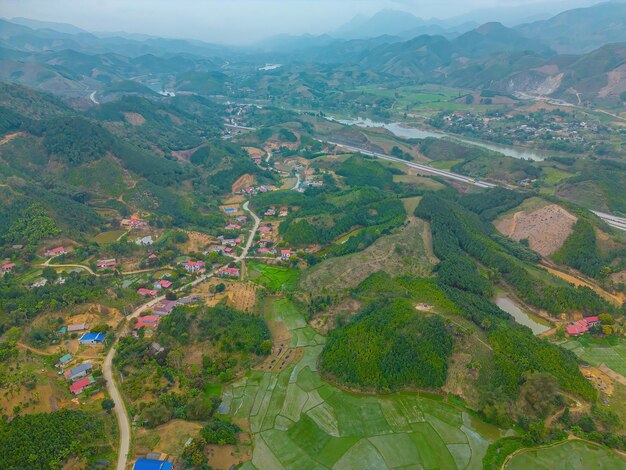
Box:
[221,298,508,469]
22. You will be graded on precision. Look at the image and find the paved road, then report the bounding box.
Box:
[292,172,301,190]
[325,140,496,189]
[591,211,626,232]
[324,140,625,232]
[104,201,260,470]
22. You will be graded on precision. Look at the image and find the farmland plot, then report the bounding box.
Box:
[220,298,505,469]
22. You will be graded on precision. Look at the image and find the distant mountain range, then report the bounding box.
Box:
[332,2,626,52]
[517,2,626,53]
[1,2,625,107]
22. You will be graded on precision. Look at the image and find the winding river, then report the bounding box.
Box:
[333,117,554,162]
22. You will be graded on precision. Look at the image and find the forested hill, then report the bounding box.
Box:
[0,83,274,248]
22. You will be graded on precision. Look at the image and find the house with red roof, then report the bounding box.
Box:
[225,224,241,230]
[135,315,160,330]
[183,260,205,273]
[1,263,15,272]
[137,288,157,297]
[154,279,173,290]
[97,258,117,269]
[224,247,233,254]
[154,300,178,316]
[70,375,95,394]
[258,226,272,234]
[217,267,240,278]
[45,246,66,257]
[280,249,294,259]
[566,316,602,336]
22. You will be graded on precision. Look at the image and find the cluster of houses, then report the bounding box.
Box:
[301,174,323,190]
[137,278,173,297]
[121,217,147,228]
[58,357,98,395]
[437,111,593,145]
[566,316,601,336]
[238,185,272,196]
[264,206,288,217]
[152,294,201,316]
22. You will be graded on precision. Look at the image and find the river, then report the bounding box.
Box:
[495,294,551,335]
[333,117,553,162]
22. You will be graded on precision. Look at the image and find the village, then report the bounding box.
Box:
[431,108,601,152]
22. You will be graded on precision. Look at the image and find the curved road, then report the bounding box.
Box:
[104,201,260,470]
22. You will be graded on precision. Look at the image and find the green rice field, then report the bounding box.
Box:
[221,298,507,469]
[247,262,300,292]
[506,440,625,470]
[560,337,626,376]
[92,229,127,244]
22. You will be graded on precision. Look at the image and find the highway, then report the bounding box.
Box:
[325,140,497,189]
[591,211,626,232]
[104,201,260,470]
[324,140,626,232]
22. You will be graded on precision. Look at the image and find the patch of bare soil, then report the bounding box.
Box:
[581,366,614,396]
[599,364,626,388]
[442,351,480,408]
[224,195,246,205]
[496,204,577,256]
[598,63,626,98]
[310,297,362,335]
[0,131,25,145]
[122,112,146,126]
[206,442,251,470]
[232,173,257,194]
[542,264,624,306]
[255,311,303,373]
[243,146,265,158]
[183,230,215,253]
[171,143,207,162]
[226,281,258,312]
[610,270,626,286]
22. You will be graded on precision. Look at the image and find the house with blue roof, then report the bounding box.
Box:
[64,362,93,381]
[132,458,173,470]
[79,332,106,345]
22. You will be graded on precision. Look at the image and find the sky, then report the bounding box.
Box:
[0,0,603,44]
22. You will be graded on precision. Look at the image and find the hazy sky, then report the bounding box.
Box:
[0,0,602,44]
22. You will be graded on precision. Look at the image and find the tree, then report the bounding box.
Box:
[200,418,241,445]
[599,313,614,325]
[260,340,272,355]
[41,267,58,282]
[141,403,172,428]
[215,283,226,293]
[519,372,559,419]
[165,291,178,301]
[101,399,115,413]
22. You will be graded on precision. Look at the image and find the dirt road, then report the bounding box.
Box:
[104,201,260,470]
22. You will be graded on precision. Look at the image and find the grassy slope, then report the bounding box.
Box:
[300,217,435,294]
